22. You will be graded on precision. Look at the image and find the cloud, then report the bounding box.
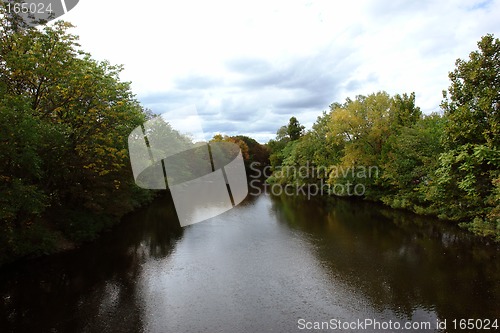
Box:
[174,75,224,90]
[140,45,363,143]
[65,0,500,142]
[344,73,379,91]
[225,58,272,74]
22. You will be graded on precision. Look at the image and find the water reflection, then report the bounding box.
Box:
[0,193,182,332]
[269,194,500,321]
[0,191,498,332]
[146,192,442,332]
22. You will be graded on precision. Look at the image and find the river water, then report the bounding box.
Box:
[0,190,499,332]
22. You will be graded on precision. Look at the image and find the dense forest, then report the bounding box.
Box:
[0,6,498,266]
[266,34,499,241]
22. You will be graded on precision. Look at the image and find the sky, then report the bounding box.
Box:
[61,0,500,142]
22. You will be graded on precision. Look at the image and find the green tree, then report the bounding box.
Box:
[381,113,444,211]
[309,110,343,169]
[267,111,342,186]
[326,92,393,196]
[0,11,153,262]
[390,92,422,130]
[433,34,500,239]
[441,34,499,148]
[0,96,49,228]
[287,116,305,141]
[267,125,291,169]
[328,92,392,163]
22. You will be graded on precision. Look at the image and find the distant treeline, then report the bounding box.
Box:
[266,34,499,241]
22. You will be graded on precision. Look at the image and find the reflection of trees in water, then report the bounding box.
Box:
[0,193,183,332]
[269,194,500,320]
[132,193,183,259]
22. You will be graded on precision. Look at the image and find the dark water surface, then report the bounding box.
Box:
[0,191,499,332]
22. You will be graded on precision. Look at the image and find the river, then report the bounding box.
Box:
[0,189,499,332]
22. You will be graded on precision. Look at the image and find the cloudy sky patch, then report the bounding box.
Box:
[63,0,500,142]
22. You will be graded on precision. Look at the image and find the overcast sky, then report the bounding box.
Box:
[62,0,500,142]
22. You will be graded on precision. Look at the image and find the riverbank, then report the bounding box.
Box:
[262,177,500,244]
[0,189,157,268]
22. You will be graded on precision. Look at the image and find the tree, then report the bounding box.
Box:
[327,92,393,173]
[0,96,49,227]
[267,117,305,171]
[233,135,270,166]
[0,11,153,262]
[381,114,444,211]
[390,92,422,130]
[309,110,343,169]
[287,116,305,141]
[267,125,291,169]
[441,34,499,148]
[210,134,250,161]
[433,34,500,239]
